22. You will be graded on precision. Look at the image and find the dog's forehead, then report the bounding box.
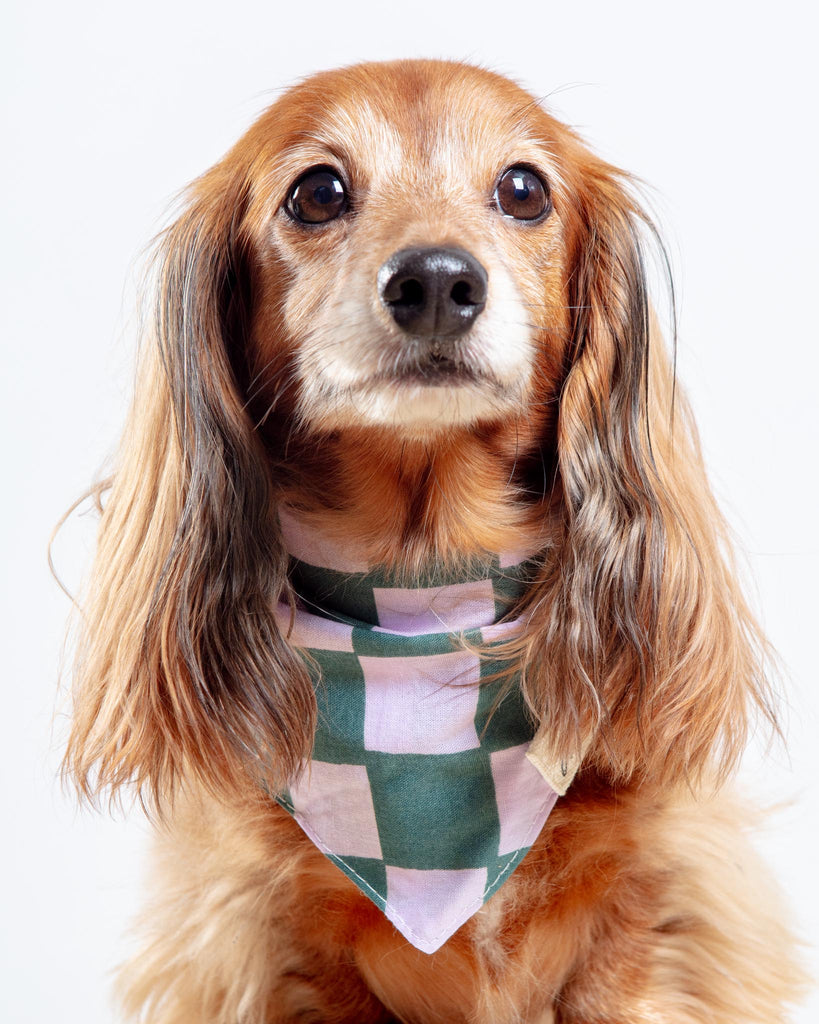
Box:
[267,62,553,191]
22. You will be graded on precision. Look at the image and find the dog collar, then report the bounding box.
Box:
[273,508,575,953]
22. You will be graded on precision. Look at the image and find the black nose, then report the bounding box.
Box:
[377,246,488,339]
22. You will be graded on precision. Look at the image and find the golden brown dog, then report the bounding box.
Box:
[65,59,804,1022]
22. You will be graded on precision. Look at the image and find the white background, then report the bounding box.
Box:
[2,1,817,1020]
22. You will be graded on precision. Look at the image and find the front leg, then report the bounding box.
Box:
[117,793,392,1024]
[550,791,805,1024]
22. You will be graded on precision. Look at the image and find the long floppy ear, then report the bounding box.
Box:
[64,160,314,808]
[519,154,775,786]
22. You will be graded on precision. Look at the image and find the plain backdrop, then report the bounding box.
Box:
[2,1,817,1020]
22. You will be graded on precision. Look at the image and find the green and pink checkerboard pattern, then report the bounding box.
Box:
[274,509,558,953]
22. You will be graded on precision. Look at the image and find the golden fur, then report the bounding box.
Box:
[64,59,804,1021]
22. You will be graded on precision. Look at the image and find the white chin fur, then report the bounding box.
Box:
[300,377,525,435]
[353,381,513,430]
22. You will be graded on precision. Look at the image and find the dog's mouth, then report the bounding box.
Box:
[372,341,495,389]
[302,331,525,431]
[300,315,530,430]
[398,351,480,385]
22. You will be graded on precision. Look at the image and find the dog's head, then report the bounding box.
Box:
[244,61,575,438]
[66,61,773,807]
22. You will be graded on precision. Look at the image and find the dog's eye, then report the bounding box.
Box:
[494,167,551,221]
[287,167,347,224]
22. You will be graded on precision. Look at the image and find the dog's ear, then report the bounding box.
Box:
[64,158,315,809]
[518,152,775,786]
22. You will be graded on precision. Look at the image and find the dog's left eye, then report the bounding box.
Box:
[494,166,551,221]
[287,167,347,224]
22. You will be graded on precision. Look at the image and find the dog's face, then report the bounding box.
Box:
[240,62,580,438]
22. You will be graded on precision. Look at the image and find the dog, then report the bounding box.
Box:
[64,59,804,1022]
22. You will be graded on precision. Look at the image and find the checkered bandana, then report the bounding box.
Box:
[272,508,568,954]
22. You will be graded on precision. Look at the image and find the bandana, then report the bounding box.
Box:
[273,508,578,954]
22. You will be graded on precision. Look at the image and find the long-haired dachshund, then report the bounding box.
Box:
[64,59,804,1022]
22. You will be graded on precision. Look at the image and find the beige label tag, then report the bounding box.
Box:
[525,729,588,796]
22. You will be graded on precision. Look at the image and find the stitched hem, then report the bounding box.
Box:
[279,789,557,954]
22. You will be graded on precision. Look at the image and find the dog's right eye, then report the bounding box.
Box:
[286,168,347,224]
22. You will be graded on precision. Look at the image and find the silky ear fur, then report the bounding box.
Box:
[63,158,315,810]
[516,147,776,786]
